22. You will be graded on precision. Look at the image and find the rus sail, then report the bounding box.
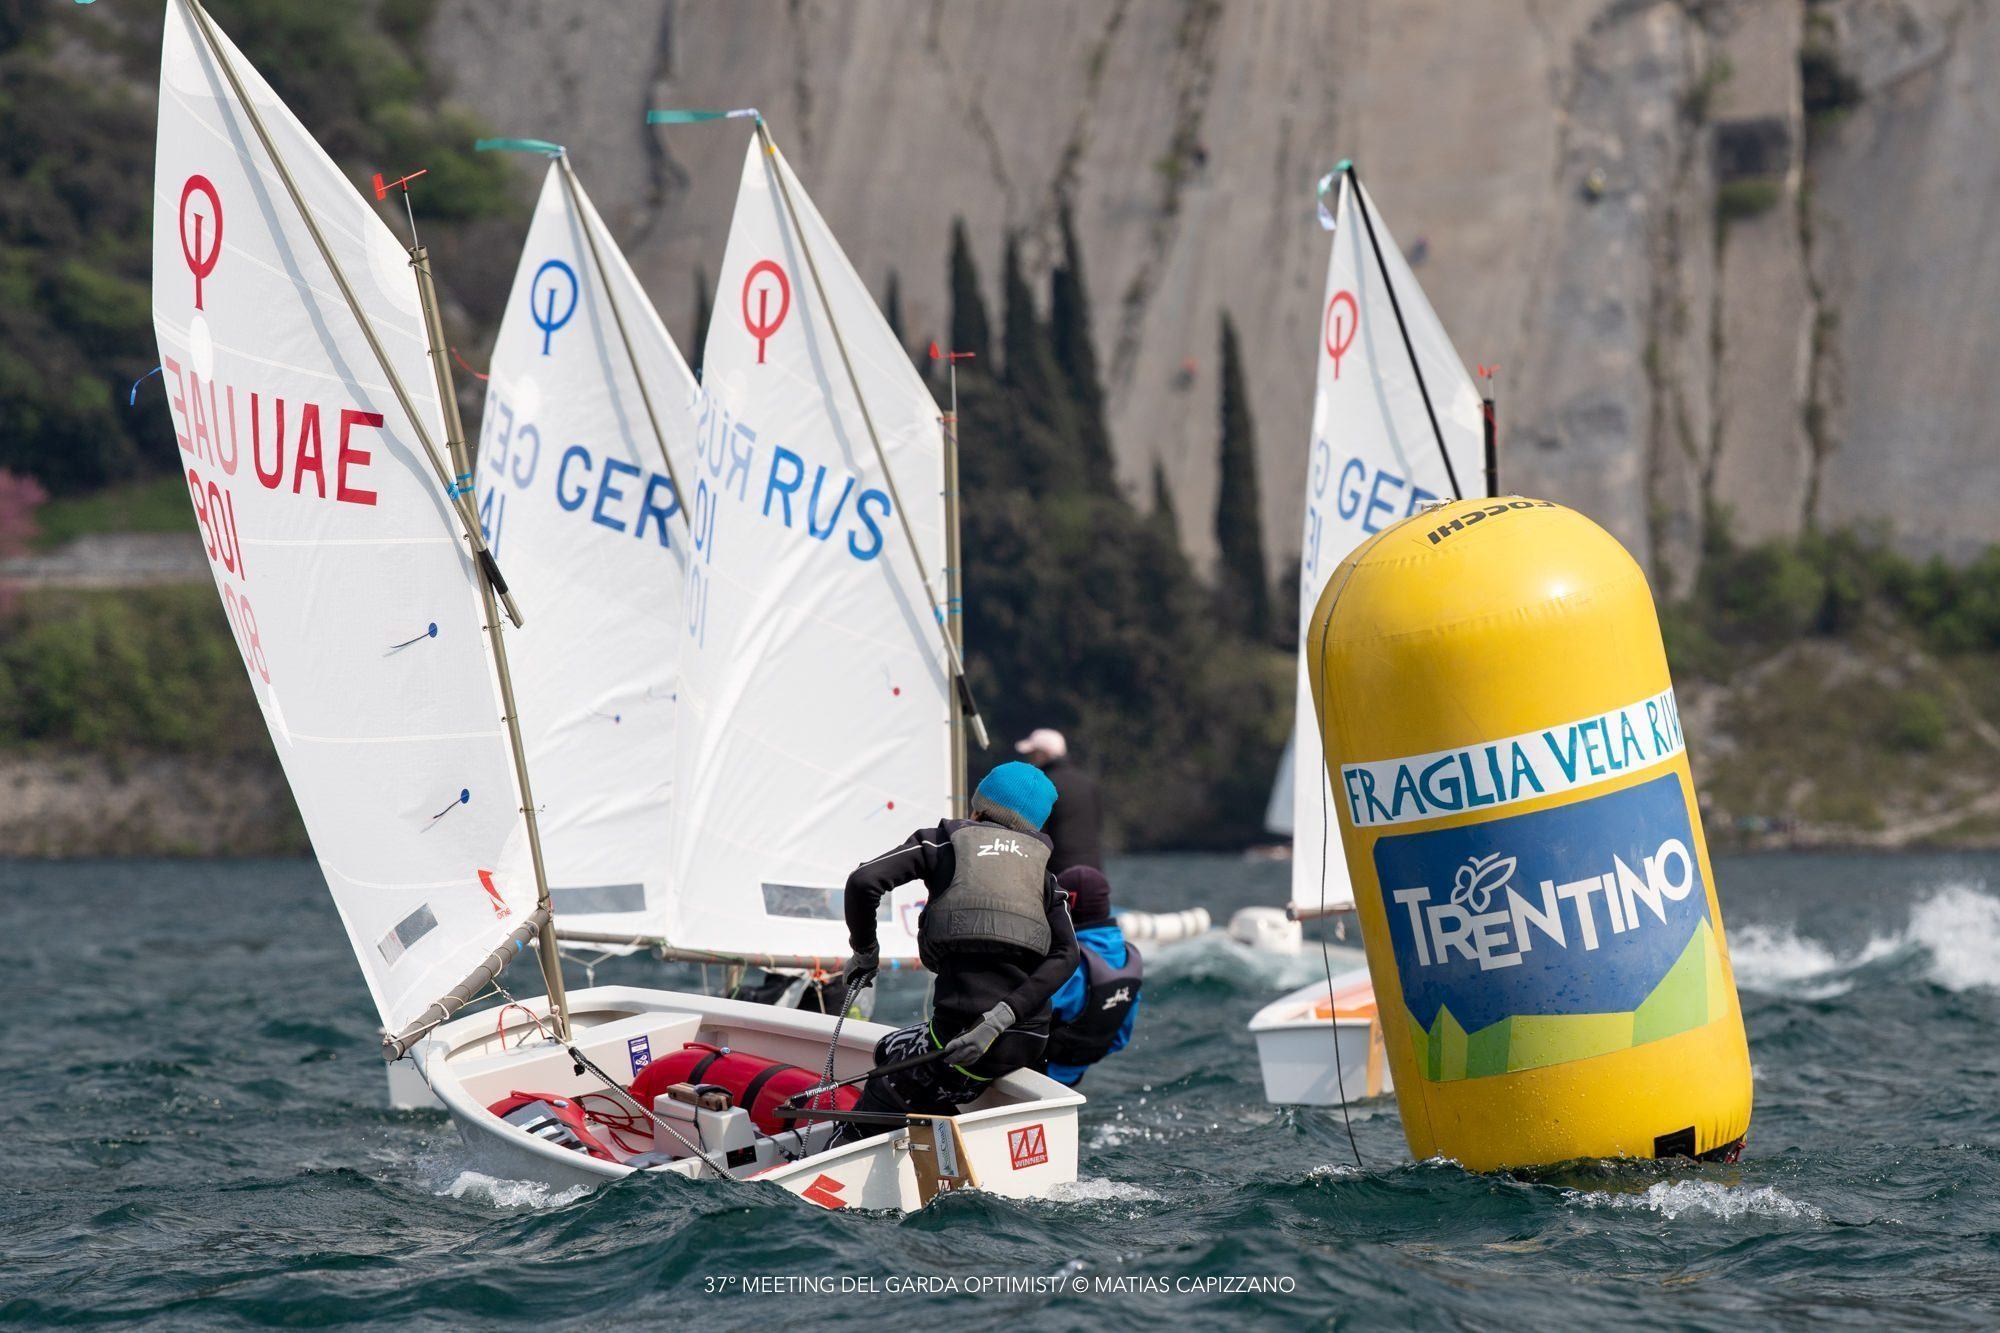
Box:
[152,0,541,1033]
[1284,168,1485,914]
[665,134,952,962]
[477,161,696,942]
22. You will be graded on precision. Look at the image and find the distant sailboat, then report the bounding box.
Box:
[1248,163,1487,1106]
[153,1,1072,1207]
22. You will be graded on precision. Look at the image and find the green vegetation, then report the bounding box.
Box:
[1213,314,1272,641]
[0,1,521,497]
[1716,177,1782,223]
[1666,519,2000,844]
[29,475,190,551]
[0,585,271,758]
[950,222,1286,849]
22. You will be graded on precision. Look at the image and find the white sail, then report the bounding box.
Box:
[477,164,694,940]
[1287,171,1485,912]
[667,134,951,962]
[152,0,539,1033]
[1265,732,1297,838]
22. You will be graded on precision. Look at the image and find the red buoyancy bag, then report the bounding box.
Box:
[628,1042,858,1136]
[487,1091,617,1162]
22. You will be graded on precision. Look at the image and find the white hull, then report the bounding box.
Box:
[1248,970,1392,1107]
[414,985,1082,1210]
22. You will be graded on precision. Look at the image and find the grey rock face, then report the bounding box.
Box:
[430,0,1997,589]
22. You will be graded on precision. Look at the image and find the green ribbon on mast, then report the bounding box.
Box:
[646,108,761,125]
[474,138,566,157]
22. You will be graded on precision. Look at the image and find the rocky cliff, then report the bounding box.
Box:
[422,0,1995,588]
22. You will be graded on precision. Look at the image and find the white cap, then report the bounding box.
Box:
[1014,728,1067,760]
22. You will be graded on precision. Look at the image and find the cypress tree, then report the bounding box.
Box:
[1214,313,1271,639]
[1151,458,1180,546]
[1049,201,1115,495]
[1001,232,1082,496]
[947,219,991,364]
[689,264,712,381]
[883,268,906,351]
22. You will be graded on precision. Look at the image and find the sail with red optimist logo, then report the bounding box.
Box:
[151,0,539,1032]
[1283,169,1484,912]
[666,136,951,962]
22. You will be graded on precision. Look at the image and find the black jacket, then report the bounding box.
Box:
[845,819,1080,1069]
[1040,758,1104,875]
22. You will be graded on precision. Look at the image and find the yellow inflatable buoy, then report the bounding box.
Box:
[1309,497,1751,1170]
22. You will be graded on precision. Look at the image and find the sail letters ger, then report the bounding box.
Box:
[478,164,696,941]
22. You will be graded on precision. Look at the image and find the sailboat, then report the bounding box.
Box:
[152,0,1077,1208]
[1247,163,1488,1106]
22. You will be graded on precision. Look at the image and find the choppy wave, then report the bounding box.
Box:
[1564,1180,1825,1223]
[437,1170,590,1210]
[1732,884,2000,997]
[1146,931,1357,990]
[1046,1178,1165,1205]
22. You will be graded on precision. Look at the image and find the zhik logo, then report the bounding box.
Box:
[977,837,1028,859]
[1100,986,1132,1011]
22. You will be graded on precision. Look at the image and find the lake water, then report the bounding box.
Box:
[4,851,1997,1327]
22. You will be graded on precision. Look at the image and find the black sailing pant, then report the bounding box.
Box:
[825,1022,1013,1148]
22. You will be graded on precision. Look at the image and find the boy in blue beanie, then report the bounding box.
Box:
[832,761,1080,1144]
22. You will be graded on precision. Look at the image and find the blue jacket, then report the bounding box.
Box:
[1046,923,1140,1086]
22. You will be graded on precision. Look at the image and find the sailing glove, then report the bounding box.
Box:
[843,948,879,989]
[942,1001,1015,1066]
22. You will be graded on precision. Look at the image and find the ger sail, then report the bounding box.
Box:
[150,0,564,1049]
[1247,163,1486,1108]
[657,120,976,967]
[1283,165,1485,919]
[473,148,697,945]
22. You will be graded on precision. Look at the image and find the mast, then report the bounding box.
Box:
[933,342,975,818]
[177,0,568,1042]
[1480,365,1500,497]
[407,232,571,1042]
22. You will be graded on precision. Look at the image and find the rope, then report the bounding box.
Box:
[566,1041,738,1181]
[1311,570,1364,1172]
[752,118,990,749]
[1345,164,1463,503]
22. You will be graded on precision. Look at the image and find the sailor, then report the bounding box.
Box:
[1040,866,1142,1088]
[1015,727,1104,875]
[831,761,1080,1145]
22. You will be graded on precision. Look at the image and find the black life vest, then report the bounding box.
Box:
[919,822,1053,965]
[1044,939,1143,1066]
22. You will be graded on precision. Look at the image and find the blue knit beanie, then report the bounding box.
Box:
[973,761,1058,831]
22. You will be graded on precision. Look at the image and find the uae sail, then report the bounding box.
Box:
[667,135,953,962]
[1284,168,1485,914]
[151,0,540,1033]
[477,159,696,942]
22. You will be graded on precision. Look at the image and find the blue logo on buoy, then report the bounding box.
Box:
[530,259,578,355]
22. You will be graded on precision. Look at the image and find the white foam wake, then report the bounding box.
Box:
[439,1169,589,1210]
[1046,1177,1165,1206]
[1147,931,1357,990]
[1565,1179,1824,1222]
[1731,883,2000,997]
